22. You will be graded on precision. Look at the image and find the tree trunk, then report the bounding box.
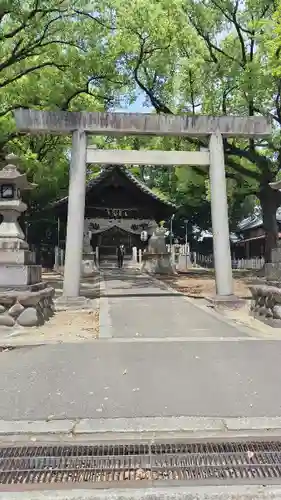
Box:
[259,186,281,263]
[0,145,8,168]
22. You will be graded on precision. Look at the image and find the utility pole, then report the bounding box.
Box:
[170,214,175,249]
[184,219,188,270]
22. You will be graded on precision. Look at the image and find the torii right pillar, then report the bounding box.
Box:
[209,131,233,298]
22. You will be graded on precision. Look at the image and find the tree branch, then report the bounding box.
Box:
[60,84,114,111]
[0,61,67,89]
[0,12,76,74]
[221,85,237,114]
[185,9,245,67]
[1,8,38,40]
[73,8,115,30]
[133,37,173,114]
[229,145,269,170]
[225,155,261,180]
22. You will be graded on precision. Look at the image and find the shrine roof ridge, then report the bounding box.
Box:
[14,109,271,137]
[53,165,177,210]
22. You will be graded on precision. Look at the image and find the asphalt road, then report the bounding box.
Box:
[1,269,280,421]
[0,338,281,419]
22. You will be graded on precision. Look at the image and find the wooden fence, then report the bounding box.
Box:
[195,254,264,270]
[52,245,265,271]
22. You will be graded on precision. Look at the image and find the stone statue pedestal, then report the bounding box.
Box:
[265,242,281,281]
[82,254,99,277]
[81,232,98,277]
[142,251,176,274]
[141,226,176,275]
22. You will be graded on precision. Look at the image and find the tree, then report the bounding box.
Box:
[181,0,280,262]
[0,0,263,248]
[270,0,281,75]
[0,0,125,217]
[103,0,280,261]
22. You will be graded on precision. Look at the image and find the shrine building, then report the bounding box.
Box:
[53,165,176,262]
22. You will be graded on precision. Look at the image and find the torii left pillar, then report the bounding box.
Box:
[63,130,87,299]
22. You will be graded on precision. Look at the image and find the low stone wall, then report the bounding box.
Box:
[249,284,281,327]
[0,286,55,328]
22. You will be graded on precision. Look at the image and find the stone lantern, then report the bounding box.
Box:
[0,154,55,330]
[0,154,41,287]
[0,153,35,249]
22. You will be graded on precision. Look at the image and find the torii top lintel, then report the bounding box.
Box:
[14,109,271,138]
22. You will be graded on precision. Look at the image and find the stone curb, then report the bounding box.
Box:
[225,417,281,431]
[0,336,273,348]
[98,272,112,338]
[74,416,224,434]
[2,416,281,437]
[73,416,281,434]
[0,419,75,435]
[1,485,281,500]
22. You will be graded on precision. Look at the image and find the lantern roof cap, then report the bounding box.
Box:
[0,154,36,190]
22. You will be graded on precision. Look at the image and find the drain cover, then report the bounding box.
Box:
[1,441,281,488]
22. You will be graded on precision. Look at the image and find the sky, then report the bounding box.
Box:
[114,92,153,113]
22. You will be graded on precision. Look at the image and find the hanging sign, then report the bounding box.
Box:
[105,208,129,218]
[140,230,148,241]
[92,207,145,218]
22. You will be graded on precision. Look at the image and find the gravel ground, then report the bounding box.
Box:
[161,272,281,338]
[161,272,252,299]
[0,271,100,345]
[0,308,99,345]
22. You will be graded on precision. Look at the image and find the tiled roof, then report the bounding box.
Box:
[237,214,263,231]
[237,207,281,231]
[53,165,176,209]
[197,230,239,242]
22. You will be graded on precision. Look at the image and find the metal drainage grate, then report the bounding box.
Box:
[1,441,281,488]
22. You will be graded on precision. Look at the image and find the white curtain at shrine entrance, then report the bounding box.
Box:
[83,218,156,237]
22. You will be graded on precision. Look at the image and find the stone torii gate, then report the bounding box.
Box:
[14,110,271,302]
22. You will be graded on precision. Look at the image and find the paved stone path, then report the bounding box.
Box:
[100,269,250,338]
[1,269,281,420]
